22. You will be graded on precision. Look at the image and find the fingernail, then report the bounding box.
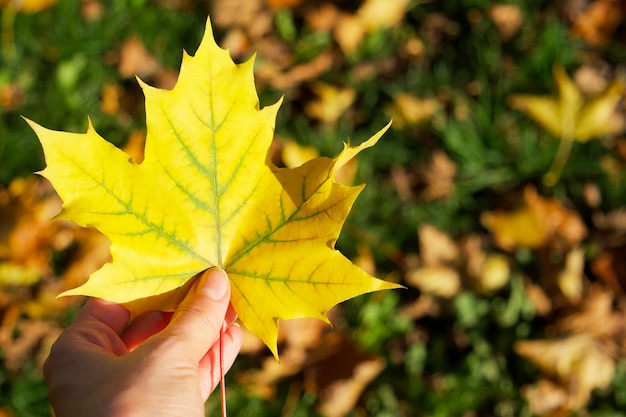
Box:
[197,268,229,300]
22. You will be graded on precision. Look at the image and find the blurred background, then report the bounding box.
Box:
[1,0,626,416]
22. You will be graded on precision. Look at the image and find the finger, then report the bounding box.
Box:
[120,311,173,351]
[75,298,130,334]
[165,268,231,360]
[225,302,238,327]
[198,323,243,400]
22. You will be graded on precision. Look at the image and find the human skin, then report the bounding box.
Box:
[44,268,242,417]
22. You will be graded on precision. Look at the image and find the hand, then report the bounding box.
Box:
[44,268,242,417]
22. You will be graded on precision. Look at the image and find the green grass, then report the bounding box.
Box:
[2,1,626,416]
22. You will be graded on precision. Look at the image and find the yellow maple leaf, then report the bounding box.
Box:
[26,18,400,358]
[508,66,624,185]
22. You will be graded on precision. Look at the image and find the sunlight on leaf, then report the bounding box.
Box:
[27,18,401,358]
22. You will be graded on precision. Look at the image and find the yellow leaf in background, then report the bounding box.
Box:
[509,66,625,185]
[281,140,319,168]
[481,186,587,251]
[384,92,438,129]
[28,18,400,358]
[509,66,624,142]
[357,0,409,31]
[1,0,56,13]
[305,82,356,124]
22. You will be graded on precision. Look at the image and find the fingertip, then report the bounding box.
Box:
[195,268,229,300]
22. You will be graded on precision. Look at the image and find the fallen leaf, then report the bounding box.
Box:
[122,130,147,164]
[334,13,366,55]
[556,247,585,303]
[80,0,104,21]
[405,265,460,298]
[264,0,300,9]
[0,83,23,112]
[509,66,625,184]
[257,51,334,91]
[571,0,625,46]
[100,84,123,115]
[304,82,356,125]
[28,18,400,357]
[481,185,587,251]
[488,4,522,41]
[306,3,340,33]
[515,334,615,410]
[279,139,320,169]
[521,378,569,416]
[418,224,460,267]
[509,66,625,142]
[384,92,438,129]
[553,284,624,340]
[316,356,385,417]
[357,0,409,32]
[475,253,510,294]
[419,150,456,201]
[118,37,160,79]
[1,0,57,13]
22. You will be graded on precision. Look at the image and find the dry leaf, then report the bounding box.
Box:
[405,265,460,298]
[118,38,160,79]
[420,150,456,201]
[556,247,585,303]
[334,13,366,55]
[305,82,356,124]
[553,284,623,340]
[481,186,587,251]
[100,84,123,115]
[357,0,409,32]
[317,356,385,417]
[2,0,56,13]
[384,92,438,129]
[264,0,301,9]
[521,378,569,416]
[571,0,625,46]
[488,4,523,41]
[515,334,615,410]
[418,224,460,266]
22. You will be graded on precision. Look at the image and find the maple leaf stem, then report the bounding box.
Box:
[220,321,227,417]
[544,135,573,186]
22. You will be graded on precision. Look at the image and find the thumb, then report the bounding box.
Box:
[165,268,231,361]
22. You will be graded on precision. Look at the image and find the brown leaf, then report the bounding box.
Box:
[257,51,334,90]
[488,4,523,41]
[405,265,460,298]
[521,379,569,417]
[524,279,553,316]
[1,319,61,372]
[553,284,624,340]
[571,0,625,46]
[515,334,615,410]
[317,356,385,417]
[418,224,460,266]
[264,0,301,9]
[118,38,160,79]
[3,0,57,13]
[419,150,456,201]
